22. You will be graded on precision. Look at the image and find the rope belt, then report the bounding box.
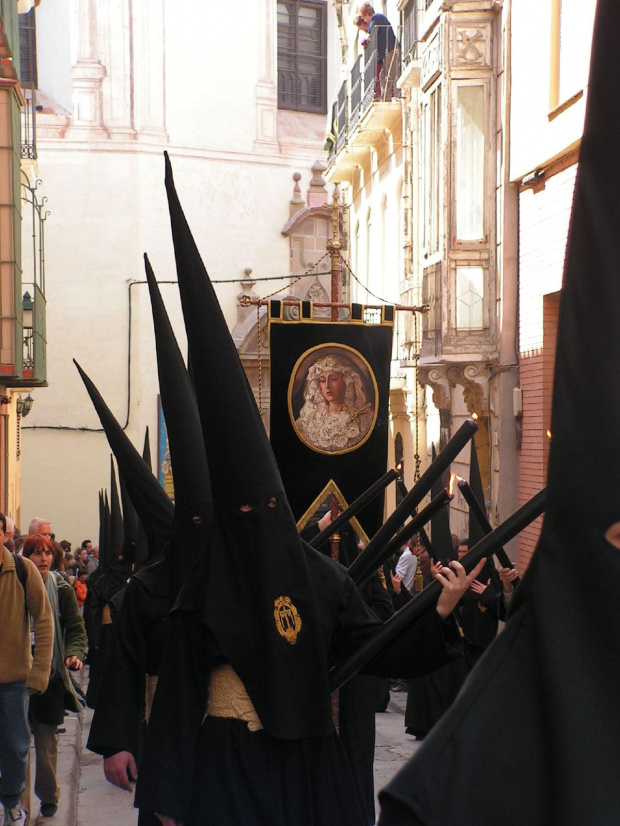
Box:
[207,664,263,732]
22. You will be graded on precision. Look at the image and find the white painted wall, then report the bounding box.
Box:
[509,0,596,181]
[21,0,339,544]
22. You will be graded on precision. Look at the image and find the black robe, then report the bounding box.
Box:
[87,568,176,826]
[455,560,502,668]
[87,576,170,760]
[338,572,394,826]
[403,574,468,739]
[135,546,461,825]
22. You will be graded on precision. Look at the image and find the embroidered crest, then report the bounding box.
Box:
[274,596,302,644]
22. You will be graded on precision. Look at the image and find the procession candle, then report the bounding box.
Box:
[329,488,546,693]
[396,462,409,500]
[309,467,399,548]
[419,526,438,563]
[457,478,519,583]
[352,420,478,577]
[349,488,453,587]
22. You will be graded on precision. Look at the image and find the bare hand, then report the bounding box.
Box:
[430,559,443,578]
[155,815,183,826]
[469,578,490,595]
[64,656,83,670]
[317,511,333,532]
[389,570,402,593]
[435,559,486,619]
[499,565,519,593]
[104,751,138,791]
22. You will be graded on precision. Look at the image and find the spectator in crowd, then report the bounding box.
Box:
[359,2,400,99]
[4,516,15,552]
[394,534,419,592]
[85,546,99,575]
[22,535,86,820]
[0,513,53,826]
[28,518,52,541]
[72,547,89,578]
[74,569,88,614]
[50,543,70,583]
[353,13,369,47]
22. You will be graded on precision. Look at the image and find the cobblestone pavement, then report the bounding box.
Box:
[374,688,422,821]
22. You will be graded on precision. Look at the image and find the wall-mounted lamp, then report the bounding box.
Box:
[16,395,34,417]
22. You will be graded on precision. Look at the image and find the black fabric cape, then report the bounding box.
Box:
[379,2,620,823]
[135,544,459,825]
[163,155,336,740]
[338,571,394,826]
[86,574,171,760]
[404,573,468,739]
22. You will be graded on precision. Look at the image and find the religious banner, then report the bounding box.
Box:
[157,395,175,500]
[269,301,394,540]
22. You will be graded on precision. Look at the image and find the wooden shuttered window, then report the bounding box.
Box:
[19,9,37,88]
[277,1,327,114]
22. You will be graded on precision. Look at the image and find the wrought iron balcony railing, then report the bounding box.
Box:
[326,26,402,165]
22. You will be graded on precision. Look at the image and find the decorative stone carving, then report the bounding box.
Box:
[453,23,492,68]
[305,277,331,318]
[417,361,489,417]
[417,365,452,411]
[290,172,304,215]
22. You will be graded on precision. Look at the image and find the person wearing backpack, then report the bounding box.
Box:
[0,513,53,826]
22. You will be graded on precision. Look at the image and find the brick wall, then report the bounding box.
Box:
[517,165,576,570]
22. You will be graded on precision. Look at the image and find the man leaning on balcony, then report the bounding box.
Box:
[359,3,400,100]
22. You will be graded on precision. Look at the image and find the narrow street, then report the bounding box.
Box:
[76,708,138,826]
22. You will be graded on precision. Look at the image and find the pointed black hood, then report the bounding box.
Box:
[142,427,152,470]
[133,428,154,571]
[100,490,111,571]
[109,456,125,560]
[97,490,105,565]
[74,359,173,560]
[164,153,331,739]
[143,253,212,588]
[119,469,139,565]
[379,2,620,821]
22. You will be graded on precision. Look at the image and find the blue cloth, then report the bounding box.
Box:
[0,680,30,807]
[368,13,396,60]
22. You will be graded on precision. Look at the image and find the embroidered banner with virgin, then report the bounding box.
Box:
[269,302,394,540]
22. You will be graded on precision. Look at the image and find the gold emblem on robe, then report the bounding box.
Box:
[274,596,302,644]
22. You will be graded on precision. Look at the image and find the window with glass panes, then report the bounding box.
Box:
[277,1,327,113]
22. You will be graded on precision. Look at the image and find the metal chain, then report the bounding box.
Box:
[339,253,394,305]
[413,311,421,481]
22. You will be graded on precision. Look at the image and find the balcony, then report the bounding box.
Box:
[399,0,421,89]
[1,175,48,388]
[325,25,402,183]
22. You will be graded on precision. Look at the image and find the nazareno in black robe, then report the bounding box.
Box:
[135,543,462,826]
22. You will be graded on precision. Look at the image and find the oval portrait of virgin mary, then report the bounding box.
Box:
[288,345,378,455]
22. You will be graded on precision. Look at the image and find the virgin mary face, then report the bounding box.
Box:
[319,370,345,406]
